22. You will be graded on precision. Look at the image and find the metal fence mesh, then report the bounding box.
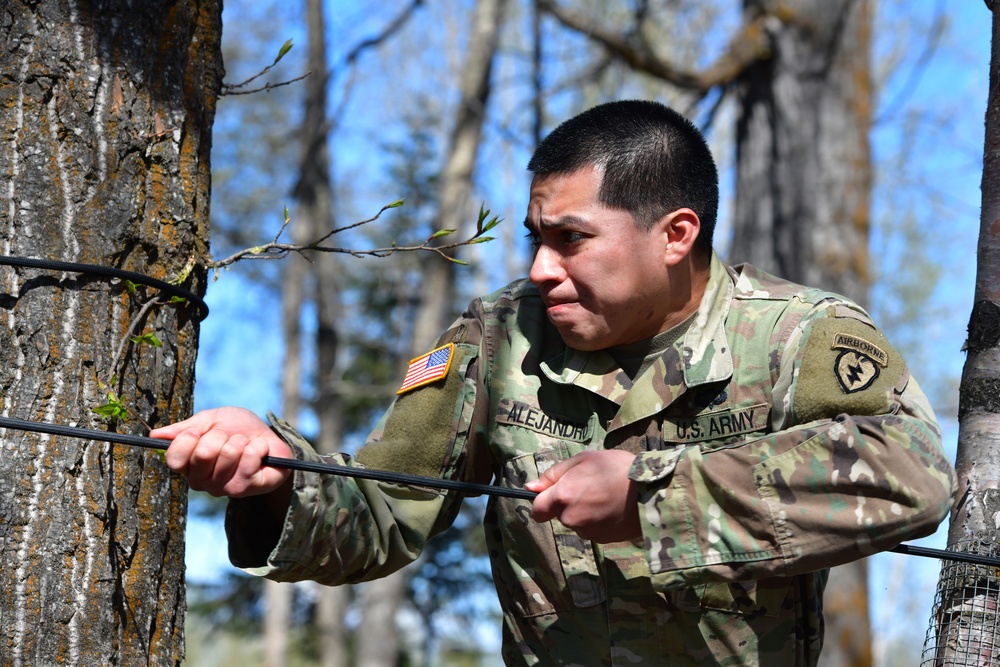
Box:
[920,539,1000,666]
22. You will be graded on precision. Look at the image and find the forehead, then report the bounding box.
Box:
[525,167,606,226]
[529,166,603,202]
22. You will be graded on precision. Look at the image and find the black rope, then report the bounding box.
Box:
[0,415,989,567]
[0,255,209,321]
[0,415,533,500]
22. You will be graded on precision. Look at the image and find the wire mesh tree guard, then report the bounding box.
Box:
[921,538,1000,666]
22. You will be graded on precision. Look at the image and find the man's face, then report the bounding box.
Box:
[525,166,675,351]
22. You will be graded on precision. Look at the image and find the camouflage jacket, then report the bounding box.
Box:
[227,254,956,666]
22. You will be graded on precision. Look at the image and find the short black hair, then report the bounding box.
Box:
[527,100,718,254]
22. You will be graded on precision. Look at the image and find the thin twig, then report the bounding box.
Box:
[107,296,165,387]
[223,39,300,92]
[222,72,312,97]
[207,202,501,272]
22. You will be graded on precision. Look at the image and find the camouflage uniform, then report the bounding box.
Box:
[227,253,956,666]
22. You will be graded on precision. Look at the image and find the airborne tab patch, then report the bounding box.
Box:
[832,332,888,394]
[397,343,455,395]
[832,333,888,367]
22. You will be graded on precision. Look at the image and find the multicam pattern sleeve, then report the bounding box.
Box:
[628,280,957,591]
[225,307,495,585]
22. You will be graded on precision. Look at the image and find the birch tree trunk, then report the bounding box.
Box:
[929,4,1000,662]
[948,0,1000,553]
[0,1,220,664]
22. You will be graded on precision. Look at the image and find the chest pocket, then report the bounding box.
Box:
[534,447,605,608]
[492,409,604,617]
[666,578,790,618]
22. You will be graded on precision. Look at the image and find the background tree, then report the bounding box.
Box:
[352,1,507,664]
[0,1,221,664]
[295,0,352,664]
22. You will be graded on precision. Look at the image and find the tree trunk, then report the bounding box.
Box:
[733,4,874,666]
[733,0,872,305]
[947,0,1000,555]
[408,0,507,352]
[295,0,352,663]
[0,1,220,665]
[265,240,307,666]
[926,4,1000,663]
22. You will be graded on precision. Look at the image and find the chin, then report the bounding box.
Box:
[557,331,607,352]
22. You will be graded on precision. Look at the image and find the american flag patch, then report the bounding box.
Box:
[397,343,455,395]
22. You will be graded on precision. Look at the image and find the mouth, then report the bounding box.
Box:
[542,293,573,309]
[543,299,579,324]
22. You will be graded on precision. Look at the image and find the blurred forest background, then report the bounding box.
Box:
[184,1,988,665]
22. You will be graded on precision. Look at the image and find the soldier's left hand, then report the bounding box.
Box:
[526,449,642,543]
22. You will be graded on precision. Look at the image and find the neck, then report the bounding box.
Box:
[660,252,710,332]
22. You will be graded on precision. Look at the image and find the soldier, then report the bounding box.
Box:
[154,100,957,666]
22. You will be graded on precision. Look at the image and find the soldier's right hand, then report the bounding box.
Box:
[151,407,294,498]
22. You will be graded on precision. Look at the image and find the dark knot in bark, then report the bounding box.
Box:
[965,300,1000,353]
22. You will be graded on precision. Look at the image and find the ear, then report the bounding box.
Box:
[655,208,701,267]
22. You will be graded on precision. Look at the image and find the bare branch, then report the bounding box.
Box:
[343,0,426,66]
[207,202,502,274]
[222,38,306,95]
[537,0,773,92]
[326,2,424,157]
[222,71,312,97]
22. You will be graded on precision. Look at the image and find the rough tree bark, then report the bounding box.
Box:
[0,1,220,665]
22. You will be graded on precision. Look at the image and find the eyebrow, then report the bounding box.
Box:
[522,215,594,232]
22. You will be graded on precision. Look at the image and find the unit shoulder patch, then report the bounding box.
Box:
[834,349,879,394]
[792,317,905,423]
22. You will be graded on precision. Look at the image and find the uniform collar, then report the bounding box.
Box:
[681,251,735,386]
[540,253,735,422]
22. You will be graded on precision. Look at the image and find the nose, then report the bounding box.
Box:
[529,244,565,286]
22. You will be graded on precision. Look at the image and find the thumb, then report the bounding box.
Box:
[525,457,576,492]
[149,415,199,440]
